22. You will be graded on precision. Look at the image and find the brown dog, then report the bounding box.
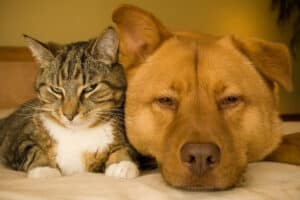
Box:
[112,5,299,190]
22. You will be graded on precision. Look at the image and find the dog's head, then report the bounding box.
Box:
[113,5,292,190]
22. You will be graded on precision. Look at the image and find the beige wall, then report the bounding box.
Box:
[0,0,299,113]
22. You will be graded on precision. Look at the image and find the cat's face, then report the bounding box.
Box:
[25,28,126,128]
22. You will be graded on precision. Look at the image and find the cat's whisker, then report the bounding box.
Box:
[96,109,124,114]
[95,115,126,126]
[96,112,125,119]
[100,113,125,120]
[94,114,128,125]
[23,104,53,113]
[97,116,131,129]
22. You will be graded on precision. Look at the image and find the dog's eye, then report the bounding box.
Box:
[219,95,241,109]
[155,96,177,110]
[83,84,98,93]
[50,86,63,95]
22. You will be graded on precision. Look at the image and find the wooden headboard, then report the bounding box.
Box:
[0,47,37,108]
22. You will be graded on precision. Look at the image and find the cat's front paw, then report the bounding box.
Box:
[105,161,139,179]
[27,167,62,178]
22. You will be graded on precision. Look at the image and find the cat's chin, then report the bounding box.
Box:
[63,122,91,129]
[40,113,95,130]
[61,119,95,129]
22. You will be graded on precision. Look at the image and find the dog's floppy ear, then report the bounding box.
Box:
[232,36,293,91]
[112,4,171,69]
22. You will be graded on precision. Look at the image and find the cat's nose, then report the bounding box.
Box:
[63,111,78,121]
[62,99,79,121]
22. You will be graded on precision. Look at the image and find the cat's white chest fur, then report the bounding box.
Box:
[40,115,114,175]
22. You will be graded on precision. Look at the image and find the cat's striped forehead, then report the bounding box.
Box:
[39,41,109,87]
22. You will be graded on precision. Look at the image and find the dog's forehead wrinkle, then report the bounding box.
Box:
[193,42,200,91]
[195,45,254,99]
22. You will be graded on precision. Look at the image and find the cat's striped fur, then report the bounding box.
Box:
[0,27,139,178]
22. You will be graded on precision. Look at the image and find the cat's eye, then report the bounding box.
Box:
[83,84,98,93]
[155,96,178,110]
[50,86,63,95]
[218,95,241,109]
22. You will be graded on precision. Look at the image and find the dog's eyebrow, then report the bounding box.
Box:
[217,84,228,94]
[159,87,179,97]
[216,84,241,97]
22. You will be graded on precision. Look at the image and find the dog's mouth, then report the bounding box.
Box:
[159,163,246,191]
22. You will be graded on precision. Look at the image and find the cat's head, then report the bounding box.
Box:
[24,27,126,128]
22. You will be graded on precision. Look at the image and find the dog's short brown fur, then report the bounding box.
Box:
[112,5,299,190]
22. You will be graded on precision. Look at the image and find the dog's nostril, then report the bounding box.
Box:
[186,155,196,165]
[180,143,220,177]
[207,155,217,167]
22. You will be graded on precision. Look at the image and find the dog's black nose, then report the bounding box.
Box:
[180,143,220,176]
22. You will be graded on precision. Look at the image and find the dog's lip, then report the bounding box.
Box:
[174,184,235,191]
[160,161,244,191]
[173,173,244,191]
[163,175,236,191]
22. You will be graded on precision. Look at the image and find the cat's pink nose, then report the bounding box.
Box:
[63,111,78,121]
[62,99,79,121]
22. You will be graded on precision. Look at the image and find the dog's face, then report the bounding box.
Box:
[113,5,292,190]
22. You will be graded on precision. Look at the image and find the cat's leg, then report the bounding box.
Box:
[27,149,61,178]
[28,166,61,178]
[11,142,61,178]
[105,148,139,179]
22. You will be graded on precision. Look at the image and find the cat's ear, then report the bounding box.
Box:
[90,27,119,64]
[23,34,54,65]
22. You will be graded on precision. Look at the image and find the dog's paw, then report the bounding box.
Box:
[27,167,61,178]
[105,161,139,179]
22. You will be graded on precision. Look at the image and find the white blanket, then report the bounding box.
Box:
[0,163,300,200]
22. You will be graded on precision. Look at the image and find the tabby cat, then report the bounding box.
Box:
[0,27,139,179]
